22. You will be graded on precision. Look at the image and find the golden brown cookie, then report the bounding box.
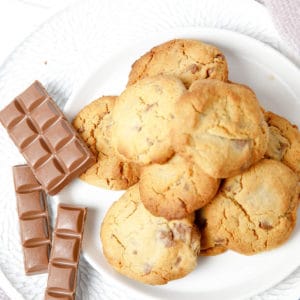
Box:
[100,184,201,285]
[139,154,220,220]
[73,96,115,155]
[111,75,186,165]
[127,39,228,88]
[264,111,300,178]
[73,96,139,190]
[172,79,269,178]
[198,159,299,255]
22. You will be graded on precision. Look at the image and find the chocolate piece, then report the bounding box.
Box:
[45,292,74,300]
[13,165,41,193]
[46,204,87,299]
[0,81,96,195]
[13,165,51,275]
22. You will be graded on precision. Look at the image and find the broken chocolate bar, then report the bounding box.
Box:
[0,81,95,195]
[13,165,51,275]
[45,204,87,299]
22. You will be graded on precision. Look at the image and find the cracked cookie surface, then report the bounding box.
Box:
[100,184,201,285]
[198,159,299,255]
[139,154,220,220]
[127,39,228,88]
[111,75,186,165]
[265,111,300,178]
[172,79,269,178]
[73,96,139,190]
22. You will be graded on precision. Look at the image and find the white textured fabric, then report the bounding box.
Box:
[263,0,300,55]
[0,288,9,300]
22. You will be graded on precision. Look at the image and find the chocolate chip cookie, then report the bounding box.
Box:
[111,75,186,165]
[265,111,300,178]
[139,154,220,220]
[101,184,201,285]
[127,39,228,88]
[172,79,269,178]
[73,96,139,190]
[198,159,299,255]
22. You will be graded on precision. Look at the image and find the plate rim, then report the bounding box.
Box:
[64,26,300,116]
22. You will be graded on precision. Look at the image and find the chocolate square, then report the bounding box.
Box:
[10,118,38,150]
[57,140,87,172]
[20,217,49,247]
[55,206,85,235]
[35,158,65,190]
[16,191,46,219]
[45,292,74,300]
[51,236,80,264]
[23,138,51,168]
[17,81,47,112]
[44,119,74,151]
[13,165,41,193]
[23,244,50,275]
[47,264,76,292]
[0,100,25,129]
[31,101,62,132]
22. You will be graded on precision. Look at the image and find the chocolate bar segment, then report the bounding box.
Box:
[13,164,41,193]
[51,236,80,264]
[23,244,50,274]
[13,165,51,275]
[55,206,86,235]
[45,292,74,300]
[0,100,25,129]
[0,81,95,195]
[16,191,46,218]
[17,81,47,111]
[20,217,49,247]
[46,204,87,299]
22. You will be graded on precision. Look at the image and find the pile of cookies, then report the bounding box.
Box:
[73,39,300,285]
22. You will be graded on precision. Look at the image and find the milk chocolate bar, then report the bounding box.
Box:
[45,204,87,299]
[0,81,95,195]
[13,165,51,275]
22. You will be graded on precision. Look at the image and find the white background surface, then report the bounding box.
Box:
[0,0,77,66]
[0,1,299,299]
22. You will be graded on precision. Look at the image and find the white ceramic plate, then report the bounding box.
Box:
[54,28,300,300]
